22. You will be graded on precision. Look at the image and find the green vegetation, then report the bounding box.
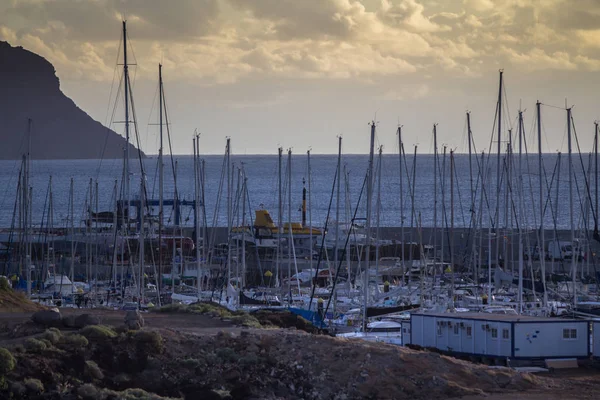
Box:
[0,348,15,375]
[134,330,164,355]
[24,338,47,353]
[156,302,262,328]
[41,327,62,344]
[85,360,104,380]
[0,276,10,291]
[23,378,44,394]
[80,325,117,340]
[59,333,89,349]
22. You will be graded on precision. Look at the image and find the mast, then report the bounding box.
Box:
[397,125,404,267]
[467,112,476,281]
[363,121,376,329]
[518,110,524,314]
[567,108,576,306]
[276,147,283,287]
[307,150,313,274]
[335,137,342,269]
[25,118,31,298]
[226,138,232,291]
[287,148,292,302]
[194,136,201,297]
[595,122,599,239]
[69,177,74,291]
[433,124,438,271]
[450,149,455,309]
[139,176,145,306]
[495,70,503,281]
[158,63,164,297]
[375,145,383,278]
[536,101,548,306]
[123,20,131,236]
[241,168,247,290]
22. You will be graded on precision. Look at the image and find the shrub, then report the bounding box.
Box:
[60,333,89,349]
[239,353,259,366]
[80,325,117,340]
[0,348,15,375]
[24,338,47,353]
[134,331,164,355]
[215,347,237,362]
[230,314,261,328]
[77,383,100,400]
[85,360,104,380]
[23,378,44,394]
[41,328,61,345]
[0,276,10,291]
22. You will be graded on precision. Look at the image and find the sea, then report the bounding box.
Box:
[0,153,594,230]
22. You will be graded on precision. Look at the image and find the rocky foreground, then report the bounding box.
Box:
[0,317,555,400]
[0,292,597,400]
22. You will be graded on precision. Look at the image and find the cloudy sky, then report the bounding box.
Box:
[2,0,600,155]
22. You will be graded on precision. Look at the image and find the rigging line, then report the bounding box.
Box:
[96,73,124,182]
[161,82,179,201]
[307,163,337,312]
[540,102,566,111]
[571,114,598,229]
[97,36,123,180]
[322,171,367,326]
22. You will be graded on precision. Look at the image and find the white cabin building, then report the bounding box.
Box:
[409,312,589,363]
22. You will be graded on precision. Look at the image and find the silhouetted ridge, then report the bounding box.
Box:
[0,41,143,160]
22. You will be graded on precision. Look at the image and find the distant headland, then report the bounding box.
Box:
[0,41,143,160]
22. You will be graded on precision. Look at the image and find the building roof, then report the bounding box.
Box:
[412,312,583,323]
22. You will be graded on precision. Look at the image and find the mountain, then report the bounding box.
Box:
[0,41,144,160]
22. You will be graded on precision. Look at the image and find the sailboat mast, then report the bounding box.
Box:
[158,63,164,296]
[307,149,313,274]
[495,70,503,280]
[335,137,342,268]
[398,125,404,267]
[69,177,74,290]
[567,108,576,306]
[518,110,524,314]
[450,149,455,309]
[536,101,548,306]
[241,168,247,290]
[277,147,283,287]
[363,121,376,329]
[595,122,598,237]
[194,136,201,297]
[25,118,31,298]
[122,20,131,235]
[139,176,145,305]
[226,138,232,290]
[433,124,438,271]
[287,148,292,300]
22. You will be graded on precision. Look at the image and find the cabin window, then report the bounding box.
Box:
[491,328,498,339]
[437,324,442,336]
[563,328,577,340]
[466,326,472,338]
[453,324,459,336]
[502,328,510,340]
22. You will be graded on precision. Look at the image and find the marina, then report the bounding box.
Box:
[3,15,600,377]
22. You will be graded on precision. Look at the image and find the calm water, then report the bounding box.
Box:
[0,153,594,230]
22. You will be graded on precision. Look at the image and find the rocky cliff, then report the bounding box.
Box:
[0,41,143,160]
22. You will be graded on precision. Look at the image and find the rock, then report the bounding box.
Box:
[124,310,144,326]
[62,315,77,328]
[125,321,142,331]
[31,309,62,327]
[124,310,144,331]
[75,313,100,328]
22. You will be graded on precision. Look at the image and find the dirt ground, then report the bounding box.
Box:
[1,308,600,399]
